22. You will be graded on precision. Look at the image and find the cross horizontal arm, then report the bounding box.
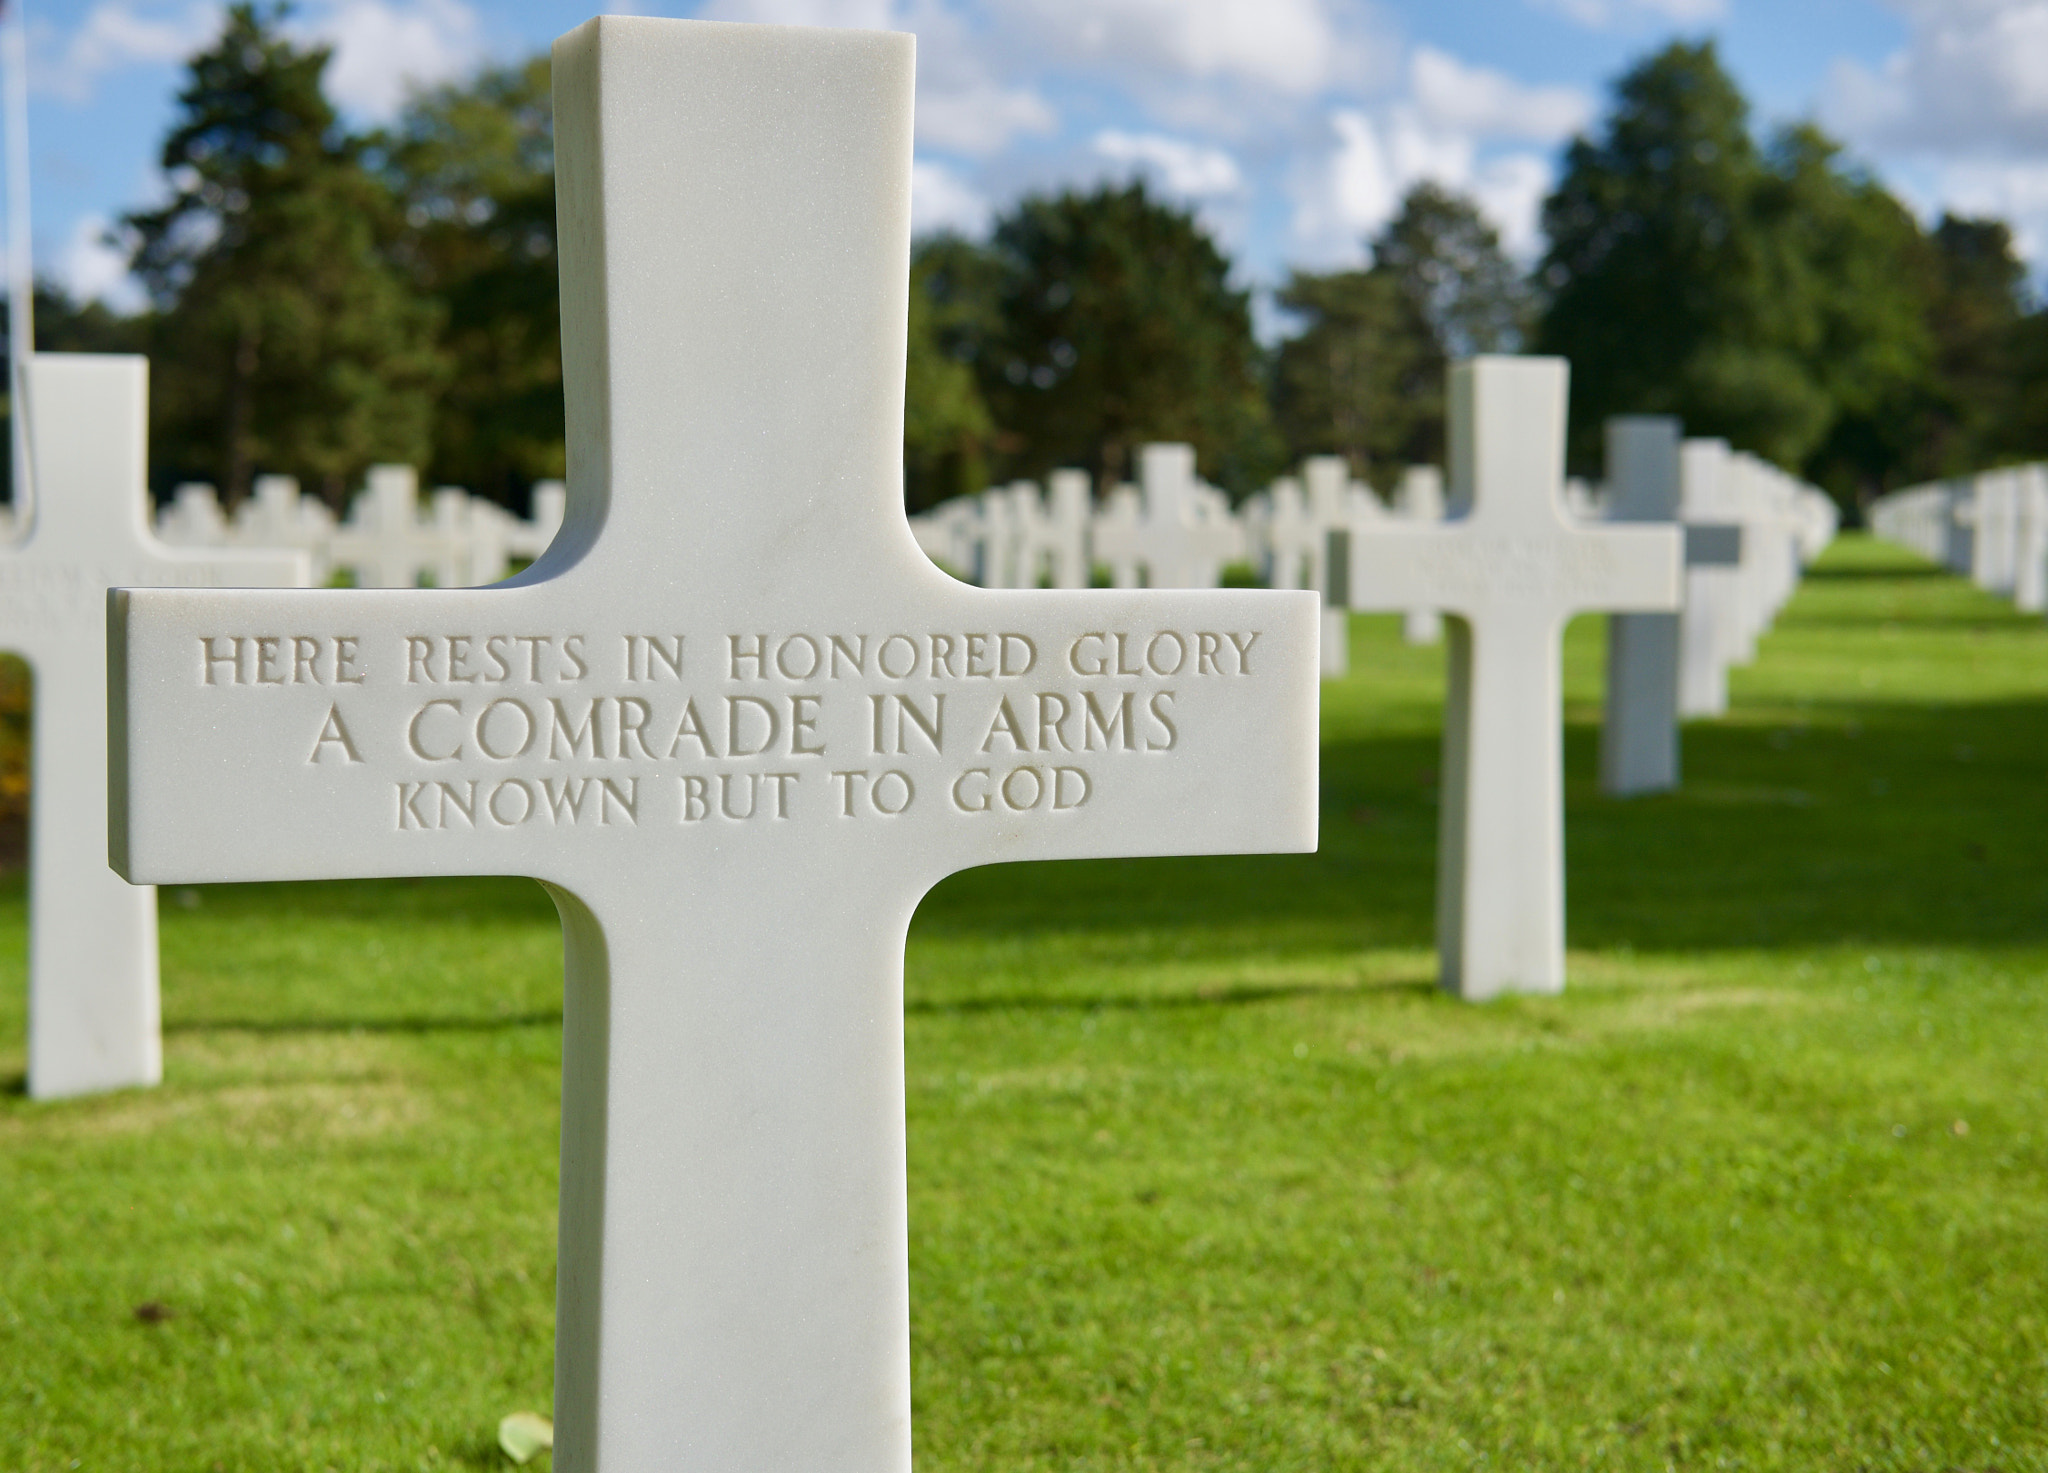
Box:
[1342,522,1679,617]
[110,583,1319,891]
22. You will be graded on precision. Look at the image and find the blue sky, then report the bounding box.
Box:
[30,0,2048,321]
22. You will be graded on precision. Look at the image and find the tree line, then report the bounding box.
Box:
[21,5,2048,518]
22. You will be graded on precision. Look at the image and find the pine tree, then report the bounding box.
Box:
[129,3,443,507]
[378,57,560,507]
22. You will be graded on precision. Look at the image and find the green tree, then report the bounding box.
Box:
[1538,42,1810,469]
[979,182,1280,494]
[903,236,995,513]
[1374,182,1530,359]
[377,57,561,507]
[1906,214,2027,475]
[1537,41,1934,498]
[1272,183,1524,475]
[1759,125,1934,501]
[128,3,443,507]
[1271,267,1436,472]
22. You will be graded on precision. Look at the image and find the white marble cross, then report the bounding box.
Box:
[323,465,464,588]
[156,482,229,547]
[1093,444,1244,589]
[1677,438,1744,718]
[234,473,340,580]
[1254,464,1363,677]
[2012,465,2048,614]
[1333,357,1679,999]
[1253,474,1314,590]
[14,355,306,1099]
[108,19,1319,1469]
[1599,416,1685,796]
[1597,416,1740,797]
[1035,469,1091,589]
[1392,465,1445,644]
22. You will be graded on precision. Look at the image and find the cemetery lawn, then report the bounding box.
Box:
[2,532,2045,1471]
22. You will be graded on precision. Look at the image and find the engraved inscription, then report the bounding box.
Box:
[186,627,1265,834]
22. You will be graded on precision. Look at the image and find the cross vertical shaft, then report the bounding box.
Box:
[18,356,303,1098]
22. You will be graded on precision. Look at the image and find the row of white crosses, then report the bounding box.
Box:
[1325,389,1835,994]
[1602,425,1839,794]
[1241,456,1380,676]
[908,450,1455,675]
[1333,357,1683,1000]
[153,466,567,589]
[101,18,1321,1469]
[1674,439,1839,718]
[22,21,1830,1459]
[909,445,1247,592]
[1870,465,2048,613]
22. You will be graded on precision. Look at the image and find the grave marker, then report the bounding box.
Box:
[1333,357,1679,998]
[2013,466,2048,614]
[1092,444,1244,588]
[108,19,1319,1467]
[1598,417,1741,797]
[1678,439,1743,718]
[16,355,305,1098]
[1393,465,1444,644]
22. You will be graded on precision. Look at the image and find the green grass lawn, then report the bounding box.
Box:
[4,533,2046,1470]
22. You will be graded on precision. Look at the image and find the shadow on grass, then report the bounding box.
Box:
[906,976,1437,1017]
[915,689,2048,959]
[1799,562,1949,581]
[162,1008,565,1036]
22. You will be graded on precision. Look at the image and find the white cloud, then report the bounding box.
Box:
[1466,152,1552,258]
[696,0,897,23]
[1409,46,1591,142]
[1826,0,2048,155]
[918,81,1056,153]
[300,0,483,121]
[1535,0,1725,27]
[1289,106,1553,266]
[1017,0,1339,96]
[56,214,146,311]
[40,0,483,118]
[38,1,220,104]
[1916,157,2048,260]
[911,159,991,235]
[701,0,1059,154]
[1093,129,1242,197]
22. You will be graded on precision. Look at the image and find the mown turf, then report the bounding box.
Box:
[2,533,2045,1470]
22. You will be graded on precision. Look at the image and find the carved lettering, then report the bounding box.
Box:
[549,698,603,760]
[1083,690,1133,751]
[1146,691,1178,751]
[832,768,912,816]
[475,698,537,760]
[408,699,464,761]
[309,704,363,764]
[203,634,365,685]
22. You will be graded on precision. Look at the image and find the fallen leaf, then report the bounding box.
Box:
[499,1410,554,1465]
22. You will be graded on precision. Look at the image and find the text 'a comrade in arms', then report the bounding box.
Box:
[190,624,1271,830]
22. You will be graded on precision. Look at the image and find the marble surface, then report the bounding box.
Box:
[107,18,1320,1470]
[16,355,305,1100]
